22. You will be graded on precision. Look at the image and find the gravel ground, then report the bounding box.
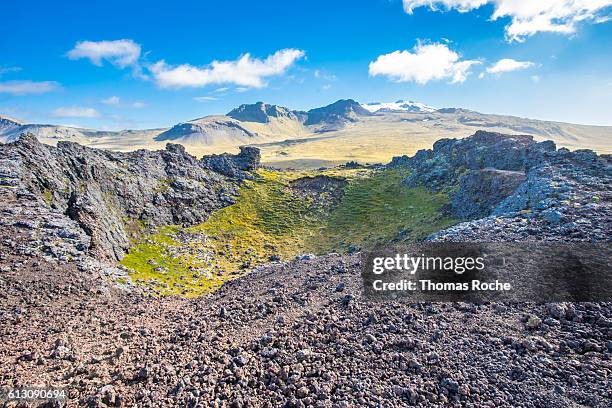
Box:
[1,228,610,407]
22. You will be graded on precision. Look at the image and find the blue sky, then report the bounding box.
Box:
[1,0,611,129]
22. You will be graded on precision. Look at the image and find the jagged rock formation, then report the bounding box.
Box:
[201,146,261,179]
[227,102,306,124]
[304,99,373,128]
[0,134,259,261]
[397,131,547,191]
[389,130,611,242]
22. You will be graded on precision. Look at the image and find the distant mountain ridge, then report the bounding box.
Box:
[1,99,610,162]
[0,98,433,145]
[304,99,373,127]
[0,116,23,139]
[154,116,257,145]
[227,102,306,124]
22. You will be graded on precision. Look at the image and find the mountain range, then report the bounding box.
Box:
[1,98,610,168]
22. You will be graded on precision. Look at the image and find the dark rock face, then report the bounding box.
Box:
[304,99,373,126]
[201,146,261,179]
[0,134,260,261]
[227,102,306,124]
[450,169,527,220]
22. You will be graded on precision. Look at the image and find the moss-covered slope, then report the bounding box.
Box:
[120,168,455,296]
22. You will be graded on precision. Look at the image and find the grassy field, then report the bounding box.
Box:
[120,167,456,296]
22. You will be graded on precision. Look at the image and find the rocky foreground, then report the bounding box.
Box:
[1,243,611,407]
[0,131,611,407]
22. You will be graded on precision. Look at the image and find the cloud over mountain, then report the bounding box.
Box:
[402,0,612,41]
[368,42,479,84]
[149,49,305,89]
[53,106,100,118]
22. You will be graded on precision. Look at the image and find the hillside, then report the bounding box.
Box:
[155,116,257,145]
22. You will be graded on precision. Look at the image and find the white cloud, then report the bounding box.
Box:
[403,0,487,13]
[486,58,536,74]
[313,69,337,81]
[0,66,22,76]
[67,39,141,67]
[53,106,100,118]
[368,42,480,84]
[149,48,305,89]
[131,101,146,108]
[193,96,218,102]
[402,0,612,41]
[531,75,541,82]
[0,80,61,95]
[102,96,121,105]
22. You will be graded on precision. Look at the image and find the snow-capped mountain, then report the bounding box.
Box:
[361,100,435,114]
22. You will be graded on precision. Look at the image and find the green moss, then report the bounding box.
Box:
[121,168,457,297]
[42,189,53,206]
[153,178,174,193]
[306,169,456,253]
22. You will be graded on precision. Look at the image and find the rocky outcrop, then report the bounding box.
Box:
[290,175,348,210]
[201,146,261,179]
[398,131,551,191]
[389,130,611,242]
[0,134,259,261]
[388,131,611,242]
